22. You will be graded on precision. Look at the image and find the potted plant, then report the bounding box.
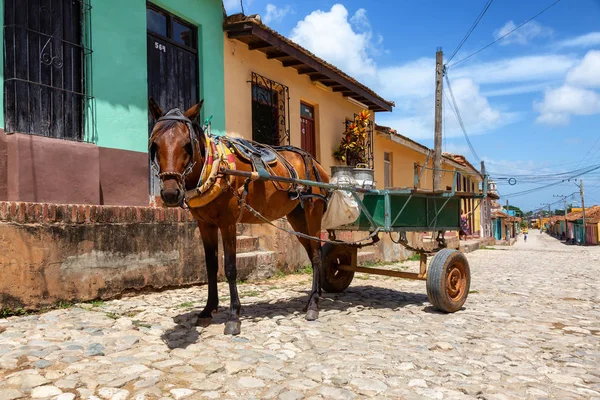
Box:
[333,110,370,167]
[332,110,375,189]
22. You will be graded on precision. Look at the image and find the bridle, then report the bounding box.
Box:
[149,109,201,193]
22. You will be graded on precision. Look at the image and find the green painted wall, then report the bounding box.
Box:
[91,0,225,152]
[0,0,224,146]
[90,0,148,151]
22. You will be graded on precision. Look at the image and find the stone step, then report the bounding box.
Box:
[237,235,260,253]
[219,250,279,282]
[357,251,377,265]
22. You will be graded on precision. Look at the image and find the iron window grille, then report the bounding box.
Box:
[250,72,290,146]
[345,114,374,169]
[3,0,93,142]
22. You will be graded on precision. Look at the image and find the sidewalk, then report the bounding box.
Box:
[458,236,497,253]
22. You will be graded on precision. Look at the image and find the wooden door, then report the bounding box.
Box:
[300,103,316,158]
[146,4,199,201]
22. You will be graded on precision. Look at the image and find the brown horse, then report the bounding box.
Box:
[148,98,329,335]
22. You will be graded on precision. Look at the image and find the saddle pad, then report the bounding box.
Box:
[227,138,278,165]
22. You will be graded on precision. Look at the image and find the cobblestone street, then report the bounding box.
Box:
[1,230,599,400]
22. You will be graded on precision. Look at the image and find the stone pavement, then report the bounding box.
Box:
[1,231,599,399]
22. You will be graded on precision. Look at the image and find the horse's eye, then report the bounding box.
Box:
[184,142,193,156]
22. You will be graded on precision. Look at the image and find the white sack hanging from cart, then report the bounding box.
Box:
[321,171,361,230]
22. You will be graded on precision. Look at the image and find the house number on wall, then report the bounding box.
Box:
[155,42,166,52]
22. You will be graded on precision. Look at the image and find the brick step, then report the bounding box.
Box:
[236,235,260,253]
[357,251,377,265]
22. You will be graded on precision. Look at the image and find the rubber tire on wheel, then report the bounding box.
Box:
[426,249,470,313]
[320,243,356,293]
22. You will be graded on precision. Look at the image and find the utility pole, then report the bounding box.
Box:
[481,161,487,237]
[580,180,586,237]
[549,204,552,235]
[506,199,509,240]
[433,49,443,192]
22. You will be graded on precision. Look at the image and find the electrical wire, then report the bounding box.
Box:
[447,0,564,68]
[577,136,600,170]
[486,157,600,173]
[492,165,600,180]
[443,73,481,162]
[447,0,495,63]
[503,164,600,198]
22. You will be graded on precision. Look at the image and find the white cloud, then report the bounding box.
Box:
[376,58,434,99]
[377,77,517,140]
[224,0,242,13]
[263,4,292,24]
[557,32,600,48]
[482,82,555,97]
[452,54,576,85]
[443,142,471,155]
[290,4,377,80]
[494,20,553,45]
[289,4,517,141]
[535,50,600,125]
[566,50,600,89]
[535,85,600,125]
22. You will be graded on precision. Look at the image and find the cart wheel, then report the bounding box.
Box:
[426,249,470,313]
[320,243,356,293]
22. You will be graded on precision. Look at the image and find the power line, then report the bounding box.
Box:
[577,136,600,170]
[503,164,600,198]
[447,0,495,63]
[447,0,564,68]
[486,156,600,173]
[490,163,600,181]
[443,73,481,162]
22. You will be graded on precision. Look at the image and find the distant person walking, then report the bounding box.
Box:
[459,209,473,241]
[523,227,528,242]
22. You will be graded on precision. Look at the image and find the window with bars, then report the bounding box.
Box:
[3,0,92,141]
[251,72,290,146]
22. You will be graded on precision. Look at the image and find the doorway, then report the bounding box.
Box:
[146,4,199,201]
[300,102,316,158]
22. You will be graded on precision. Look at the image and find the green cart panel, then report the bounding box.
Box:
[351,193,461,231]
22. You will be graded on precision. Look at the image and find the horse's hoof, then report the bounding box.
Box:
[195,317,212,327]
[305,309,319,321]
[224,320,241,335]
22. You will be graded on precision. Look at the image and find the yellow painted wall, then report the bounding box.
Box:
[224,37,368,172]
[373,133,456,190]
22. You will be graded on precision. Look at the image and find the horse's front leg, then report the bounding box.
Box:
[197,222,219,322]
[221,223,242,335]
[305,244,322,320]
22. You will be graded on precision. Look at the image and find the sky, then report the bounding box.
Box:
[224,0,600,212]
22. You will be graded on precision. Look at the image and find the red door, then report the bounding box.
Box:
[300,103,316,158]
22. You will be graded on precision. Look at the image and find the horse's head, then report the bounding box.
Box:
[148,97,204,207]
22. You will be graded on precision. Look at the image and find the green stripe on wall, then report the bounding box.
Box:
[90,0,225,151]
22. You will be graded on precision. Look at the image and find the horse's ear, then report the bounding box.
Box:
[184,100,204,121]
[149,97,163,120]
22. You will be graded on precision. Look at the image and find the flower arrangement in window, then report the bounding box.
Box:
[332,110,370,167]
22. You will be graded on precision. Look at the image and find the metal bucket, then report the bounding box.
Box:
[330,165,356,187]
[353,165,375,190]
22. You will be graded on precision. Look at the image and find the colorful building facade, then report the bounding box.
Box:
[0,0,225,206]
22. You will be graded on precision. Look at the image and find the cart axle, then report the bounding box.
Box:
[337,264,427,280]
